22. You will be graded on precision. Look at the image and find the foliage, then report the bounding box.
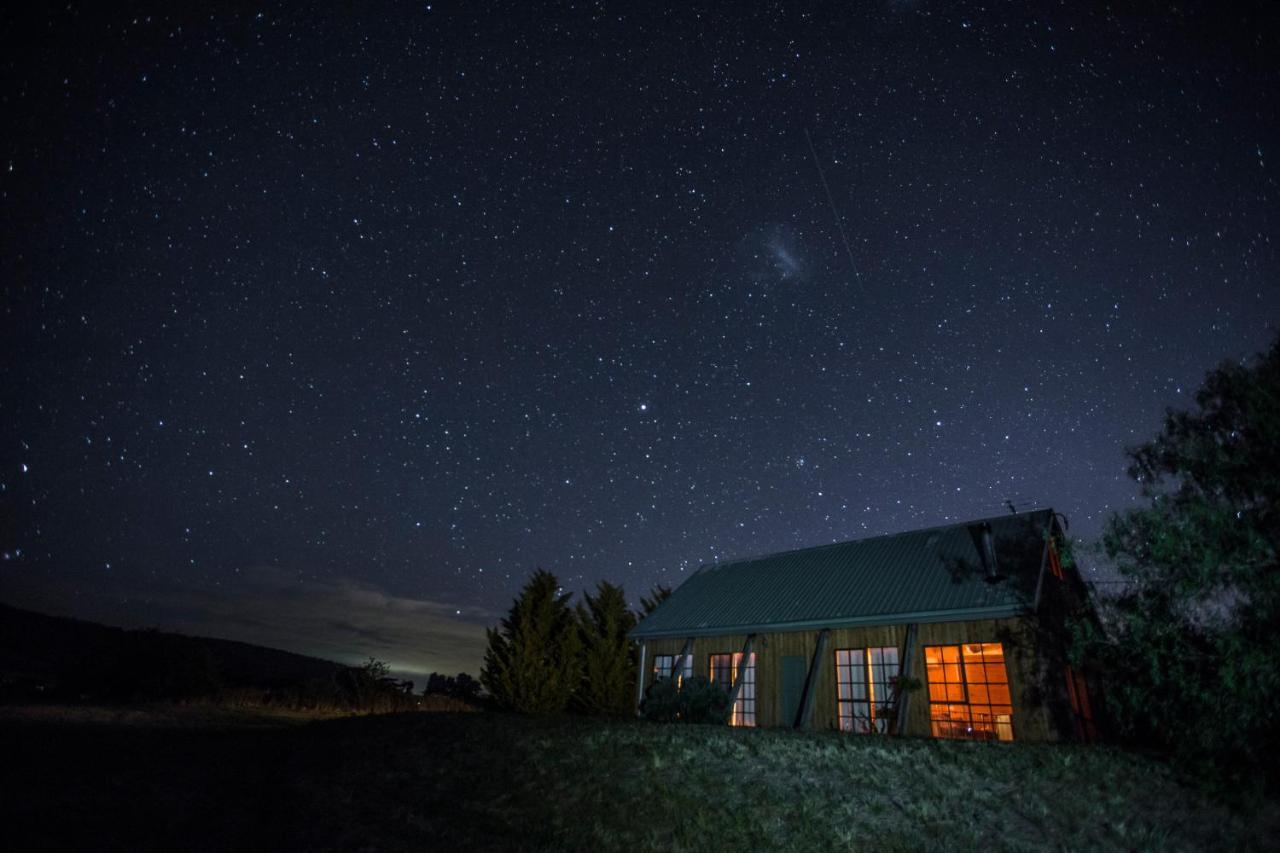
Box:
[638,583,672,617]
[679,675,732,724]
[640,674,731,725]
[1076,334,1280,792]
[333,658,419,713]
[639,675,681,722]
[480,568,583,713]
[574,581,638,715]
[424,671,481,703]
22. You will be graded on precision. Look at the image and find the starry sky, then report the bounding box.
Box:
[2,2,1277,679]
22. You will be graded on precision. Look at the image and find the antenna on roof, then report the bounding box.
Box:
[999,495,1045,514]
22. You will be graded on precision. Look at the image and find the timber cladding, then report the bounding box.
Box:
[640,616,1057,741]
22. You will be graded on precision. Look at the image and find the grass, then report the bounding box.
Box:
[3,706,1275,852]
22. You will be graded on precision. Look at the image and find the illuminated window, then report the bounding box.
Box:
[709,652,756,727]
[835,647,900,733]
[653,654,693,686]
[924,643,1014,742]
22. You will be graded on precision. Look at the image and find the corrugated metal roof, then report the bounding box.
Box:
[630,509,1055,639]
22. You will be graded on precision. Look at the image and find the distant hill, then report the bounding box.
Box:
[0,602,345,697]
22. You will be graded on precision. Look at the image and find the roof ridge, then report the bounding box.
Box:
[697,507,1053,571]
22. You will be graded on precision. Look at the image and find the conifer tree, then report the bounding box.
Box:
[481,569,582,713]
[638,583,672,618]
[574,581,637,715]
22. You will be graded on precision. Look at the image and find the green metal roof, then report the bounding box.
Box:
[630,509,1056,639]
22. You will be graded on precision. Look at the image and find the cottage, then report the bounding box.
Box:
[629,508,1098,742]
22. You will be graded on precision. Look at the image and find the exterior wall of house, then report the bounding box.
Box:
[638,616,1066,742]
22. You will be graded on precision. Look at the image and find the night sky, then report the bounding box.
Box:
[3,3,1277,679]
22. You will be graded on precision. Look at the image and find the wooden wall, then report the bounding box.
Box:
[639,616,1065,742]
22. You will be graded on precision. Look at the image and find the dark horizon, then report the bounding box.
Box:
[3,3,1277,676]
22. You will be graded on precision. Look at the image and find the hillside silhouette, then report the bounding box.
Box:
[0,602,345,702]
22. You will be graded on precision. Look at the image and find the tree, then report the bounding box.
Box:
[425,672,452,696]
[574,581,637,715]
[424,671,482,703]
[638,583,671,617]
[1077,334,1280,790]
[336,657,404,710]
[452,671,481,703]
[481,569,583,713]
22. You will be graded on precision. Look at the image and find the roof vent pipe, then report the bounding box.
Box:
[981,523,1000,580]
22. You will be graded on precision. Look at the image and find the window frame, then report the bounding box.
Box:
[708,652,756,727]
[924,642,1015,742]
[834,646,901,734]
[652,653,693,686]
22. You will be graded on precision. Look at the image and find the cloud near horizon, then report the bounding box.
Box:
[4,566,491,684]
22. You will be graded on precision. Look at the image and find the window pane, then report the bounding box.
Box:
[978,642,1004,659]
[926,644,1015,742]
[726,652,756,727]
[709,654,733,689]
[965,663,989,683]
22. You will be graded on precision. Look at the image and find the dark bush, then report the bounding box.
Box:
[679,676,731,724]
[641,675,730,725]
[640,677,680,722]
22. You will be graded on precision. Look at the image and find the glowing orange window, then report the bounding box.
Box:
[924,643,1014,741]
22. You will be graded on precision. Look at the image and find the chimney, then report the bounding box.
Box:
[980,522,1000,580]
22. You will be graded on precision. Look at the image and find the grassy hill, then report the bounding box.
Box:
[0,602,344,697]
[3,707,1273,852]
